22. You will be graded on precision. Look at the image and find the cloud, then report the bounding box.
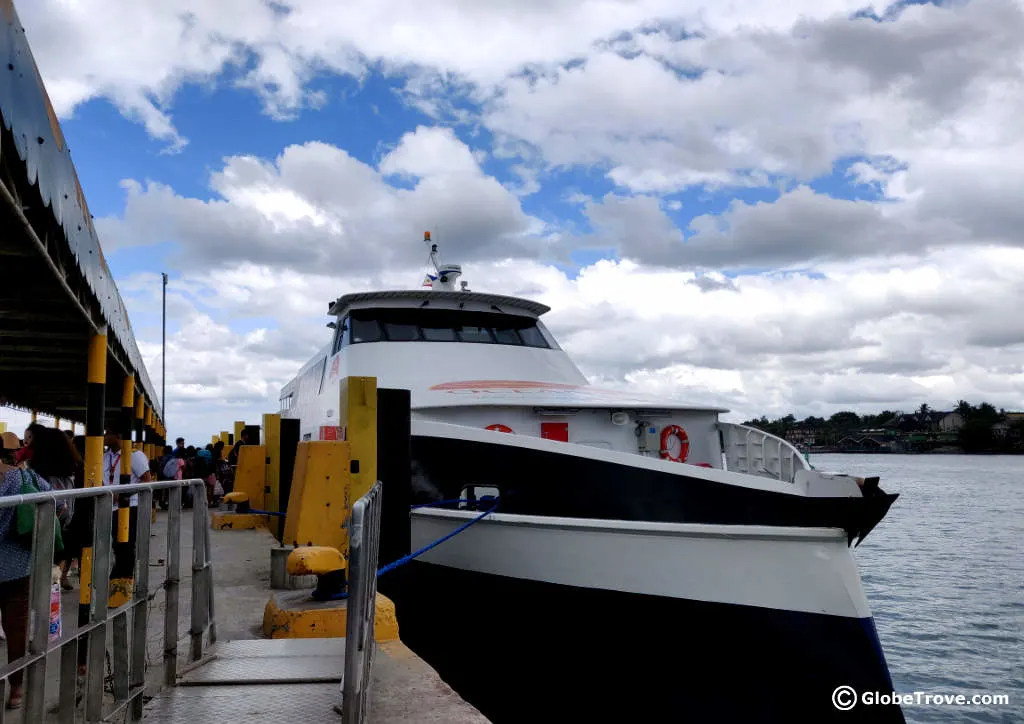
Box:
[484,0,1024,192]
[12,0,1024,445]
[96,128,550,272]
[102,243,1024,444]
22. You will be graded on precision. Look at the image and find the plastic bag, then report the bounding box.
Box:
[48,567,62,643]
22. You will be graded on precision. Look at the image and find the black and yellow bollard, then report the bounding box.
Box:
[262,413,282,540]
[261,376,397,642]
[212,445,271,530]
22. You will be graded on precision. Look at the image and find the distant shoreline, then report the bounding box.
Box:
[802,449,1022,455]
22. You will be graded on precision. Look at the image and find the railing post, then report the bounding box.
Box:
[190,481,208,662]
[341,482,383,723]
[23,499,57,722]
[86,497,114,723]
[204,502,217,647]
[164,485,182,686]
[130,487,154,719]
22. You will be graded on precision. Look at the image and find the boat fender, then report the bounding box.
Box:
[486,424,514,433]
[659,425,690,463]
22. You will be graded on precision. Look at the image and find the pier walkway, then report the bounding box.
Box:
[140,508,485,724]
[0,494,486,723]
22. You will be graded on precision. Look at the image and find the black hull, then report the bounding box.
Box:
[411,434,898,545]
[381,563,905,724]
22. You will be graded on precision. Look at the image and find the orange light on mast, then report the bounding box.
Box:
[424,231,431,240]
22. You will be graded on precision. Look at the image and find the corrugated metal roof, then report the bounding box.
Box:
[329,290,551,318]
[0,3,162,424]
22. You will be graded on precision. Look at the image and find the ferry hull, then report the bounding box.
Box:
[384,563,903,724]
[410,433,899,544]
[378,511,904,723]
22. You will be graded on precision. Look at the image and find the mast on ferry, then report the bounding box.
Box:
[422,231,469,292]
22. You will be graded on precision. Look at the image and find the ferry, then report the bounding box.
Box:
[280,233,904,723]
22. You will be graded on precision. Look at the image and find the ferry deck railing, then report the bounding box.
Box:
[719,423,811,483]
[340,481,383,723]
[0,478,214,723]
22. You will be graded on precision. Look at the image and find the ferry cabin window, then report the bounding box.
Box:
[332,317,352,354]
[339,310,552,348]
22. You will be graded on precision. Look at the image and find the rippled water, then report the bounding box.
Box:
[813,454,1023,723]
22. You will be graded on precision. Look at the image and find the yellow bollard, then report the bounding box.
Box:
[262,376,397,642]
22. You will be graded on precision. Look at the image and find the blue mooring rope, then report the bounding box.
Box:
[247,508,287,517]
[327,497,500,601]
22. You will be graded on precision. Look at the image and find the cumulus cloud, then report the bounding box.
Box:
[21,0,878,144]
[99,244,1024,444]
[9,0,1024,443]
[96,127,552,272]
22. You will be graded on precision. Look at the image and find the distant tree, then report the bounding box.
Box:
[829,411,861,430]
[917,403,930,420]
[975,402,1000,422]
[956,400,973,420]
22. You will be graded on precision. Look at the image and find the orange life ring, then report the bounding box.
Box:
[660,425,690,463]
[486,424,514,433]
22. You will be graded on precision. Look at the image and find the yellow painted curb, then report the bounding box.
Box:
[262,591,399,642]
[210,513,270,531]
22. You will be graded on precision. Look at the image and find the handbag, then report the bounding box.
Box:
[13,469,64,554]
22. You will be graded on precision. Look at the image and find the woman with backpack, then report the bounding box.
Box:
[26,429,81,591]
[0,433,67,710]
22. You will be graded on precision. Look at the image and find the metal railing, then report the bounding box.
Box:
[0,478,215,722]
[719,422,810,483]
[340,481,382,724]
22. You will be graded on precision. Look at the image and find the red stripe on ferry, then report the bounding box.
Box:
[429,380,581,391]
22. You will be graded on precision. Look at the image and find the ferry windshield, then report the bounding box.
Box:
[335,309,554,352]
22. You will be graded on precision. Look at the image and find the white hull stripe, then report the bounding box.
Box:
[410,509,872,619]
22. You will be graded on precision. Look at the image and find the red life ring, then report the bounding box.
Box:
[486,424,514,434]
[660,425,690,463]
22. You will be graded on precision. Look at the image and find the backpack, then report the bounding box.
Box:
[162,456,179,480]
[12,469,64,554]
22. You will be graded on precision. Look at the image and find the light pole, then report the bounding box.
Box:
[162,272,168,423]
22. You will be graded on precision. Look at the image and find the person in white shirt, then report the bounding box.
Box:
[102,431,151,579]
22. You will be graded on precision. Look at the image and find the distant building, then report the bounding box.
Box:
[937,412,964,432]
[785,427,816,447]
[887,411,961,433]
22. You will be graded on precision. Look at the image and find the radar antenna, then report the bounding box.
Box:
[421,231,468,292]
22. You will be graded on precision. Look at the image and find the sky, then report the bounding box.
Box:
[2,0,1024,445]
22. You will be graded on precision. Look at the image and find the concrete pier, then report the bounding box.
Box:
[0,507,487,723]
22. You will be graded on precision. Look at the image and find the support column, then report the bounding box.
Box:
[144,406,154,460]
[134,394,145,454]
[80,326,107,660]
[111,375,135,606]
[30,410,37,424]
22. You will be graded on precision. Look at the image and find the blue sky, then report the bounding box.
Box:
[1,0,1022,443]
